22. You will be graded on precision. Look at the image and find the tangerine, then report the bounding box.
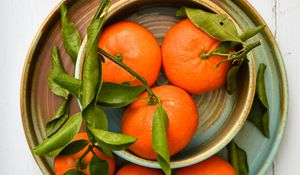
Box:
[98,21,161,86]
[116,164,163,175]
[162,19,231,94]
[54,132,115,175]
[121,85,199,160]
[175,156,236,175]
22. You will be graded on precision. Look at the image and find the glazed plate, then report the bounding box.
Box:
[20,0,288,175]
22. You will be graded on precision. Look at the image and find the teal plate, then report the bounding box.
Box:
[21,0,288,175]
[215,1,288,175]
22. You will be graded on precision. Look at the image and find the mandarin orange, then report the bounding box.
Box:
[162,19,231,94]
[98,21,161,86]
[121,85,199,160]
[175,156,236,175]
[116,164,163,175]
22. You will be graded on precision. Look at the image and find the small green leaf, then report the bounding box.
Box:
[33,112,82,157]
[83,105,108,130]
[226,62,243,94]
[89,154,109,175]
[256,64,269,108]
[213,25,264,55]
[248,64,269,138]
[177,7,242,43]
[227,141,249,175]
[48,46,69,98]
[152,104,170,175]
[53,74,82,98]
[89,127,137,151]
[60,3,81,64]
[97,82,145,108]
[63,169,85,175]
[46,97,70,137]
[59,139,89,156]
[240,25,265,42]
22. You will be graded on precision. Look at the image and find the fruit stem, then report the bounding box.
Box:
[98,48,160,105]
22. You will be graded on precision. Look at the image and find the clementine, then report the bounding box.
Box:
[162,19,231,94]
[98,21,161,86]
[175,156,236,175]
[54,132,115,175]
[116,164,163,175]
[121,85,199,160]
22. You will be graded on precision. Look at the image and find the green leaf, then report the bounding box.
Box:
[240,25,265,42]
[83,105,108,130]
[46,97,70,137]
[95,145,113,158]
[97,82,145,108]
[59,139,89,156]
[152,104,170,175]
[256,64,269,108]
[63,169,85,175]
[81,0,110,109]
[227,141,249,175]
[81,17,105,109]
[53,74,82,98]
[45,148,64,157]
[89,154,109,175]
[213,41,232,53]
[89,127,137,151]
[33,112,82,157]
[226,62,243,94]
[60,3,81,64]
[248,64,269,138]
[48,46,69,98]
[177,7,242,43]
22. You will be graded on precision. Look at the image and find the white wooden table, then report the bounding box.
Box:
[0,0,299,174]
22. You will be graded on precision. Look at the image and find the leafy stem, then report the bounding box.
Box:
[76,144,94,170]
[98,48,159,105]
[201,40,261,67]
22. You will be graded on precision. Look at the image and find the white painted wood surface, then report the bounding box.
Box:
[0,0,299,174]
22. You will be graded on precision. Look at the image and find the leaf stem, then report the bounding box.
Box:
[92,0,110,21]
[98,48,159,105]
[201,51,229,59]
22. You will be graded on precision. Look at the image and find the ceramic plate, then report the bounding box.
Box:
[20,0,288,175]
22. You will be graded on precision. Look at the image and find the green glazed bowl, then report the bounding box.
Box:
[75,0,255,169]
[21,0,288,174]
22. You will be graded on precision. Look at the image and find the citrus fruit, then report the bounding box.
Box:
[121,85,199,160]
[116,164,163,175]
[98,21,161,86]
[162,19,231,94]
[175,156,236,175]
[54,132,115,175]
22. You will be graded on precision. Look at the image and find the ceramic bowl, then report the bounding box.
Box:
[75,0,256,169]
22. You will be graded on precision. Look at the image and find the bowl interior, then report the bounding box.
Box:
[75,0,255,169]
